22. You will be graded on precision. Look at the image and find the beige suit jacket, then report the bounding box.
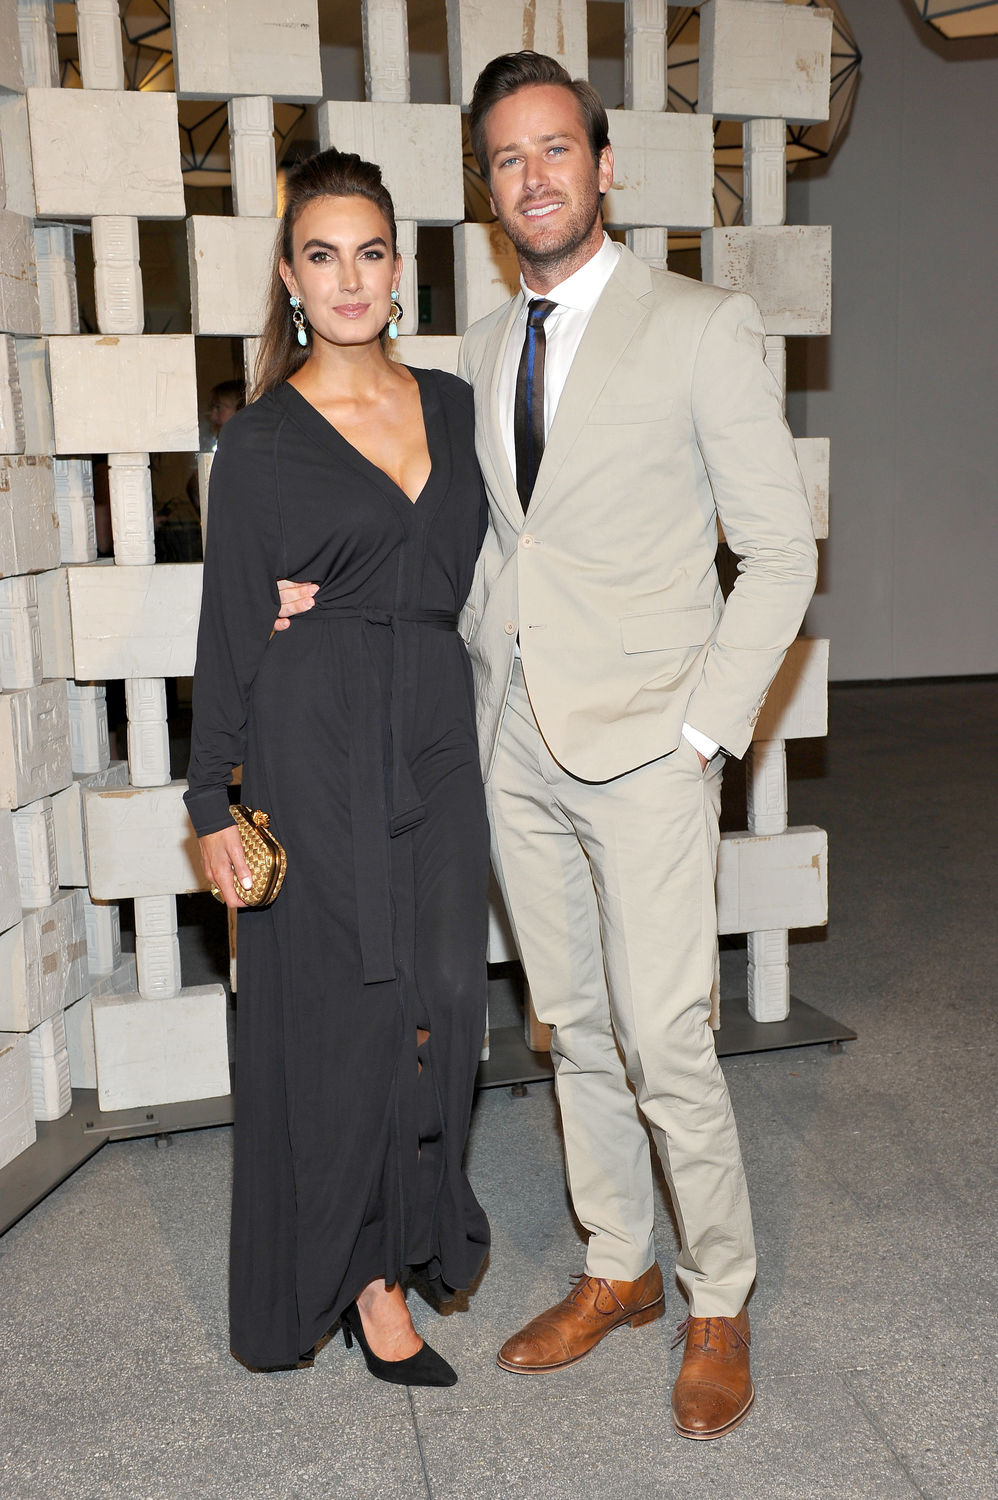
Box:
[457,246,818,782]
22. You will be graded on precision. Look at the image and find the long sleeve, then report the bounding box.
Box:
[184,407,287,837]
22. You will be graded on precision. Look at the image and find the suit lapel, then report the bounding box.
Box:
[527,249,653,518]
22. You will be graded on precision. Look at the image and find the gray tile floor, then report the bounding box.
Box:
[2,681,995,1499]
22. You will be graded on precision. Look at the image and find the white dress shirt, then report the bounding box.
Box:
[498,235,720,762]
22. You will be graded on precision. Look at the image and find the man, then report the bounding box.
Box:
[279,51,817,1439]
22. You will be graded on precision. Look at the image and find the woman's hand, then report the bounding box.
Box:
[273,578,318,632]
[199,825,253,908]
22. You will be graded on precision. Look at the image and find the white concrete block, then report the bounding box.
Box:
[51,763,129,887]
[0,455,59,575]
[716,825,827,936]
[11,793,57,908]
[745,737,787,836]
[395,219,418,336]
[108,451,154,567]
[0,208,40,335]
[0,678,72,809]
[764,333,786,402]
[81,891,122,977]
[743,115,786,228]
[0,90,35,219]
[48,335,198,454]
[64,954,137,1089]
[795,435,829,540]
[76,0,124,91]
[754,637,829,743]
[701,225,832,337]
[66,681,109,776]
[453,222,521,329]
[17,0,58,90]
[228,96,277,219]
[363,0,410,103]
[0,332,25,454]
[27,87,185,219]
[446,0,588,108]
[171,0,322,102]
[92,216,144,336]
[624,0,667,113]
[0,571,43,688]
[93,984,230,1111]
[53,458,97,564]
[187,215,276,336]
[14,335,54,455]
[0,807,19,933]
[746,928,790,1023]
[398,336,461,377]
[0,1032,35,1171]
[0,1,25,93]
[699,0,832,124]
[84,781,207,899]
[0,888,89,1030]
[318,101,464,225]
[67,563,202,680]
[125,677,170,788]
[603,110,714,231]
[134,893,181,999]
[626,226,669,271]
[27,1011,71,1119]
[33,224,79,336]
[35,567,73,680]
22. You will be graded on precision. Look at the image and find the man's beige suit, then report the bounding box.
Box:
[457,247,817,1312]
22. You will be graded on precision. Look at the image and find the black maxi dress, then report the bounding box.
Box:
[184,368,491,1370]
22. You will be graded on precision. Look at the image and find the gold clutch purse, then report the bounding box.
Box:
[209,804,287,908]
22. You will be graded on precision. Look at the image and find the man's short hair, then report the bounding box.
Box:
[469,50,610,185]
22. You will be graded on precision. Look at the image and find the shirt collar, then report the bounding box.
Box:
[519,233,621,314]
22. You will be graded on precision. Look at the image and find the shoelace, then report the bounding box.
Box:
[671,1315,750,1351]
[568,1274,627,1314]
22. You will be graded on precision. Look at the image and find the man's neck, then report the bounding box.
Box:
[519,224,606,297]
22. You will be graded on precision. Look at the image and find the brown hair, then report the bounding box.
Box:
[469,51,610,186]
[251,148,398,399]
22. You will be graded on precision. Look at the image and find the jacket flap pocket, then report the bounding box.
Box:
[620,607,714,654]
[457,603,476,642]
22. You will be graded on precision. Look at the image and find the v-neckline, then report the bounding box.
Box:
[280,367,435,507]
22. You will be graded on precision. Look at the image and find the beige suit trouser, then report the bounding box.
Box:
[485,663,756,1316]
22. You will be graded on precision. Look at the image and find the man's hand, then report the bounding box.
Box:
[273,578,318,632]
[199,826,252,908]
[696,749,709,772]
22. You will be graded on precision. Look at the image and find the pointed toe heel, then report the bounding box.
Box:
[341,1302,457,1388]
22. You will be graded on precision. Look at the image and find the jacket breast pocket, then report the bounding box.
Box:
[620,607,714,654]
[589,398,674,426]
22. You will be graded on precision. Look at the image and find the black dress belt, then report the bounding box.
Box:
[300,603,459,984]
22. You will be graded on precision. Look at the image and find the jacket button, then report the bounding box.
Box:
[504,621,516,635]
[521,533,534,547]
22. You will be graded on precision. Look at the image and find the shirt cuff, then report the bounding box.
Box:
[681,722,720,761]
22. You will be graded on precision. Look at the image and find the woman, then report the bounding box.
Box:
[185,149,490,1384]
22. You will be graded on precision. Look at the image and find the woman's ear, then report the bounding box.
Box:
[278,258,297,299]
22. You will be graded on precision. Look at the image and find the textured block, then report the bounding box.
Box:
[795,435,829,540]
[76,0,125,91]
[0,808,18,933]
[398,336,461,377]
[0,91,35,219]
[171,0,322,102]
[716,825,827,936]
[0,679,72,809]
[125,677,170,788]
[318,102,464,225]
[0,889,89,1030]
[0,209,40,335]
[33,224,80,336]
[107,452,154,566]
[0,1033,35,1171]
[0,2,25,93]
[0,455,59,575]
[64,954,137,1089]
[699,0,832,124]
[453,222,521,329]
[11,794,58,908]
[53,458,98,565]
[66,681,110,775]
[51,763,129,887]
[48,336,198,454]
[134,893,181,999]
[746,737,787,837]
[15,336,55,456]
[188,216,276,336]
[92,216,143,336]
[446,0,588,108]
[0,572,43,689]
[93,984,230,1111]
[363,0,410,103]
[82,892,122,977]
[18,0,59,89]
[701,225,832,336]
[27,1011,71,1119]
[228,96,278,219]
[26,87,185,219]
[743,115,786,229]
[754,637,829,742]
[746,927,790,1024]
[35,567,73,679]
[0,332,24,454]
[603,110,714,231]
[84,782,207,899]
[67,563,202,680]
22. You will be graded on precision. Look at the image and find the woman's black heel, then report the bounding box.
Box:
[340,1302,457,1388]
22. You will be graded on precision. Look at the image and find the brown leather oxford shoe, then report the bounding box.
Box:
[671,1307,753,1439]
[496,1263,664,1373]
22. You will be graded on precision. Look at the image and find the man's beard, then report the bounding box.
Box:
[497,188,602,274]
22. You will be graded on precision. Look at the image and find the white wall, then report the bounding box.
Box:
[787,1,998,680]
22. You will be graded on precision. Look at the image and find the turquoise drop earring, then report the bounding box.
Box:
[290,295,307,347]
[388,288,403,341]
